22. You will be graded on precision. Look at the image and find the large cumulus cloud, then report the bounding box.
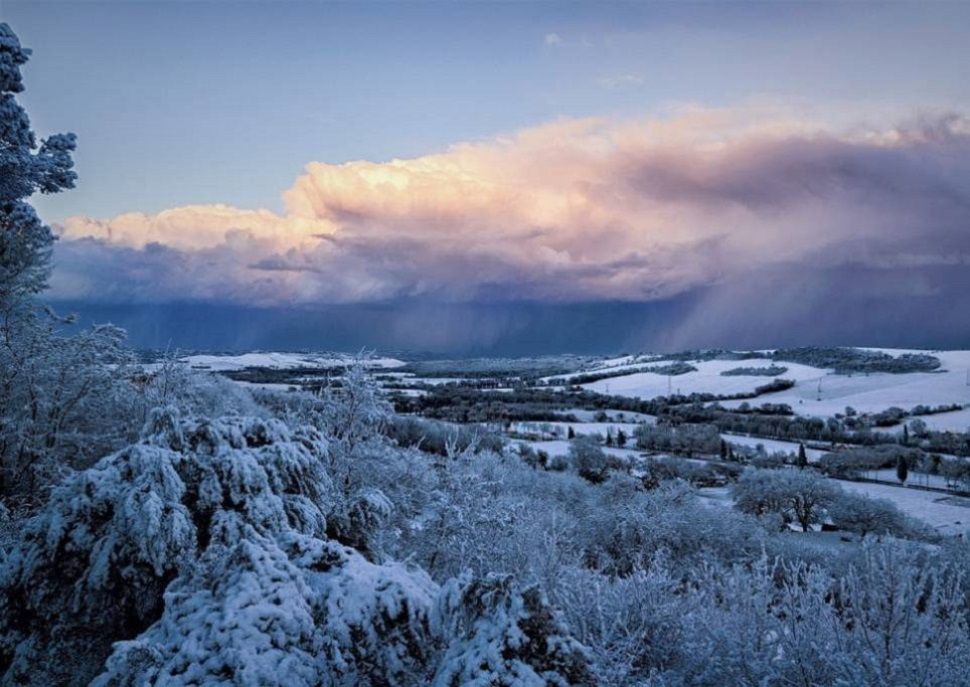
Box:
[53,107,970,313]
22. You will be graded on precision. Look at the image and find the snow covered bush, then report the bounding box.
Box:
[582,478,764,575]
[550,544,970,686]
[0,411,334,684]
[568,436,611,483]
[260,378,439,562]
[0,320,141,502]
[828,492,934,541]
[0,409,591,685]
[92,528,441,687]
[550,560,691,685]
[431,574,592,687]
[135,355,264,422]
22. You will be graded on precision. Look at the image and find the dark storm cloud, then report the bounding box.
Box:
[47,108,970,350]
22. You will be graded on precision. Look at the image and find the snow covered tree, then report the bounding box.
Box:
[569,436,610,483]
[0,24,143,508]
[0,321,140,502]
[0,410,591,685]
[431,574,592,687]
[0,23,76,305]
[0,411,335,684]
[732,468,841,531]
[828,493,927,540]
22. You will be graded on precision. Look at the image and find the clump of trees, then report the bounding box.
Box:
[634,421,722,456]
[569,436,613,483]
[771,347,941,374]
[547,361,697,387]
[641,456,740,489]
[384,415,504,457]
[720,365,788,377]
[816,446,923,480]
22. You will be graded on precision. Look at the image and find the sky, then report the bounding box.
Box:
[5,0,970,354]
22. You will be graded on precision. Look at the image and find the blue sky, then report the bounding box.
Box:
[6,1,970,222]
[5,1,970,352]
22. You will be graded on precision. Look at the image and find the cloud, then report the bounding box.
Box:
[54,106,970,318]
[598,74,644,90]
[543,32,562,46]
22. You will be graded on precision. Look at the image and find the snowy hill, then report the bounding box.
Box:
[573,349,970,432]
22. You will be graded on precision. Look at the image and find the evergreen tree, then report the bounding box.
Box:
[902,424,910,446]
[797,443,808,469]
[896,454,909,485]
[616,428,627,447]
[567,426,576,440]
[0,23,76,307]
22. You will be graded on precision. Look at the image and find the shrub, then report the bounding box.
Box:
[828,493,931,540]
[732,469,841,531]
[570,437,611,483]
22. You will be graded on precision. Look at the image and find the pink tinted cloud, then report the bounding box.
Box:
[56,107,970,305]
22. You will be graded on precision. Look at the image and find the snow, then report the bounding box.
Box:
[517,439,641,462]
[910,406,970,433]
[715,350,970,428]
[582,358,824,398]
[510,420,641,441]
[181,352,406,372]
[701,477,970,535]
[834,480,970,536]
[865,469,952,490]
[721,434,826,461]
[233,380,299,392]
[578,350,970,433]
[697,486,733,508]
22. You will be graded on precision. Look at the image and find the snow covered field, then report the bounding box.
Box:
[511,420,642,441]
[720,433,826,461]
[581,358,824,398]
[700,480,970,535]
[576,350,970,432]
[517,439,642,462]
[717,351,970,430]
[562,408,657,423]
[835,480,970,536]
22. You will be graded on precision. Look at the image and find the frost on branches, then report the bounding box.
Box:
[432,574,592,687]
[0,410,591,686]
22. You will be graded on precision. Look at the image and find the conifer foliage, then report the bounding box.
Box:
[0,409,590,686]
